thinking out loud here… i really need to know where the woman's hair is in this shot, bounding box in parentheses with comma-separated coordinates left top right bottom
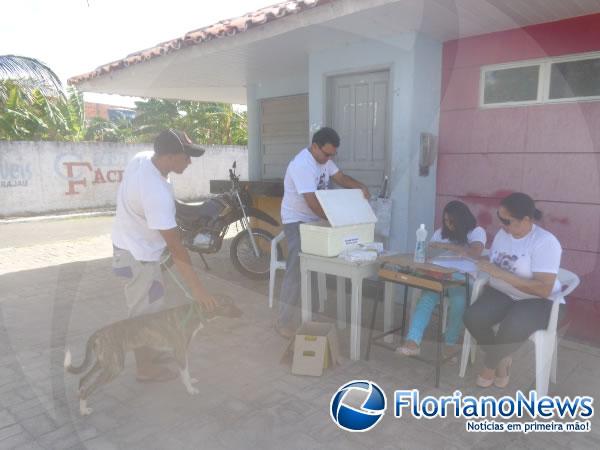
(500, 192, 543, 221)
(441, 200, 477, 245)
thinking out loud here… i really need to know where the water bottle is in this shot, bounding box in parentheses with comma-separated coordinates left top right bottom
(414, 224, 428, 263)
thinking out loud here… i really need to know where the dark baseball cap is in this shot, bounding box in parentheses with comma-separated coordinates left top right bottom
(154, 129, 205, 157)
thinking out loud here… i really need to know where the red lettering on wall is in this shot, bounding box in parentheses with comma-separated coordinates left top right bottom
(64, 162, 123, 194)
(93, 168, 107, 184)
(64, 162, 93, 195)
(106, 170, 123, 183)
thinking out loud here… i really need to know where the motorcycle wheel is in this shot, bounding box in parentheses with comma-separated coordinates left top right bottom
(230, 228, 279, 280)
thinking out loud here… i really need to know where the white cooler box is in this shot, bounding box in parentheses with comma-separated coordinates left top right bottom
(300, 189, 377, 257)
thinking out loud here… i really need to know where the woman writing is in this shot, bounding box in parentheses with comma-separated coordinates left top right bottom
(463, 192, 563, 388)
(398, 201, 486, 357)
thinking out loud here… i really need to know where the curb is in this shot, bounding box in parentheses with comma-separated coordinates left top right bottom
(0, 210, 116, 224)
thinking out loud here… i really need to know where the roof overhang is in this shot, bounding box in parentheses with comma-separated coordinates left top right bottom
(70, 0, 600, 104)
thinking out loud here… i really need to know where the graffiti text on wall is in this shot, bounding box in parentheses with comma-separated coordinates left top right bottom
(55, 152, 127, 195)
(0, 156, 33, 188)
(63, 162, 124, 195)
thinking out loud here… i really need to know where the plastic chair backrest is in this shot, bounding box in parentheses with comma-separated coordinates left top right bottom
(557, 268, 580, 298)
(271, 231, 285, 262)
(469, 273, 489, 305)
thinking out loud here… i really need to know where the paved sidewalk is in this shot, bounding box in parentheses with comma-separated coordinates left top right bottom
(0, 235, 112, 275)
(1, 221, 599, 449)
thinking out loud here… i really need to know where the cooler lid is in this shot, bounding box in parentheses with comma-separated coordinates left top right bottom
(315, 189, 377, 227)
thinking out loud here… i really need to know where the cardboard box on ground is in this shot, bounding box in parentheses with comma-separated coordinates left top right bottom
(281, 321, 341, 376)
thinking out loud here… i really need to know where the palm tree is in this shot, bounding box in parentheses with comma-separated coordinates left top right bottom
(0, 55, 64, 104)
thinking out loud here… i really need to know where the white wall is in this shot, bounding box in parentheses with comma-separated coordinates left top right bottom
(0, 141, 247, 217)
(308, 33, 442, 252)
(405, 36, 442, 250)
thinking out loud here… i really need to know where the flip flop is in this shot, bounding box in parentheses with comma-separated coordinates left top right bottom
(136, 366, 178, 383)
(396, 344, 421, 356)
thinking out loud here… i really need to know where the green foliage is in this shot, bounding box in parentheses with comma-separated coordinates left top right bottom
(132, 98, 248, 145)
(0, 55, 83, 141)
(0, 81, 85, 141)
(0, 55, 63, 104)
(84, 115, 137, 143)
(0, 55, 248, 145)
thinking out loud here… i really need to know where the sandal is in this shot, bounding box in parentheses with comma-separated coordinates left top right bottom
(476, 367, 496, 388)
(396, 341, 421, 356)
(136, 366, 178, 383)
(476, 374, 495, 388)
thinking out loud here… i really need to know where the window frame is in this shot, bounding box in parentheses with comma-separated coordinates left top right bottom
(479, 51, 600, 108)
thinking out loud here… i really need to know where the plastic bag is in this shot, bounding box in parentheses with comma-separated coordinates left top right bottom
(369, 198, 392, 238)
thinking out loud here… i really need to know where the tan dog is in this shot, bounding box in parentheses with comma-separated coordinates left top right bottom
(64, 295, 241, 416)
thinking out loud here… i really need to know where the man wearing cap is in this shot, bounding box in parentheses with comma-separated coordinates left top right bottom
(112, 129, 217, 382)
(275, 127, 370, 338)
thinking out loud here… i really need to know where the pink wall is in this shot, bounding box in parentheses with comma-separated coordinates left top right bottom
(438, 14, 600, 343)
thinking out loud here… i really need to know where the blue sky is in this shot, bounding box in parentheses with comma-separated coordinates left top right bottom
(1, 0, 278, 106)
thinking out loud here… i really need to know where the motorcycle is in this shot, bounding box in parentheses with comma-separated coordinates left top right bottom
(173, 161, 281, 280)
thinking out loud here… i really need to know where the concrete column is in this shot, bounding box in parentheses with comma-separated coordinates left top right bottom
(246, 84, 261, 181)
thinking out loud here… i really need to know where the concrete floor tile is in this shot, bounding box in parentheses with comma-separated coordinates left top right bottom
(0, 432, 36, 450)
(2, 228, 600, 450)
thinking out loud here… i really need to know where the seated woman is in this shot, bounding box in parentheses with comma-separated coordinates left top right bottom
(398, 200, 486, 357)
(463, 192, 563, 388)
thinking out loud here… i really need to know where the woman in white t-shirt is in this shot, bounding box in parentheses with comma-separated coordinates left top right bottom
(463, 193, 563, 389)
(398, 201, 486, 357)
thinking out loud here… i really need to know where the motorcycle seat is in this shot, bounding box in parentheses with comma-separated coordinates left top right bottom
(175, 199, 223, 227)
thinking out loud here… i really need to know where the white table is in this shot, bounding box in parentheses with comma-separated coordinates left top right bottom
(299, 252, 396, 360)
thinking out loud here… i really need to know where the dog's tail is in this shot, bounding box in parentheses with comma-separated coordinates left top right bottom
(64, 339, 94, 374)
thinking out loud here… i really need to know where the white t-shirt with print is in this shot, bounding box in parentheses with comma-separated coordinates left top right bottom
(430, 226, 487, 246)
(281, 148, 339, 224)
(112, 151, 177, 262)
(488, 225, 563, 302)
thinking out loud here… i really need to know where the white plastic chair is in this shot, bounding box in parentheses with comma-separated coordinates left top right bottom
(458, 272, 491, 377)
(459, 268, 580, 397)
(531, 269, 579, 396)
(268, 231, 327, 310)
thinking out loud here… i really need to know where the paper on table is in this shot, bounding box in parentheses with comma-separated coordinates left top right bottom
(430, 256, 478, 274)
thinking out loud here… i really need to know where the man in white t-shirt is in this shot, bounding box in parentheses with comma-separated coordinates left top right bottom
(112, 129, 216, 382)
(276, 127, 370, 338)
